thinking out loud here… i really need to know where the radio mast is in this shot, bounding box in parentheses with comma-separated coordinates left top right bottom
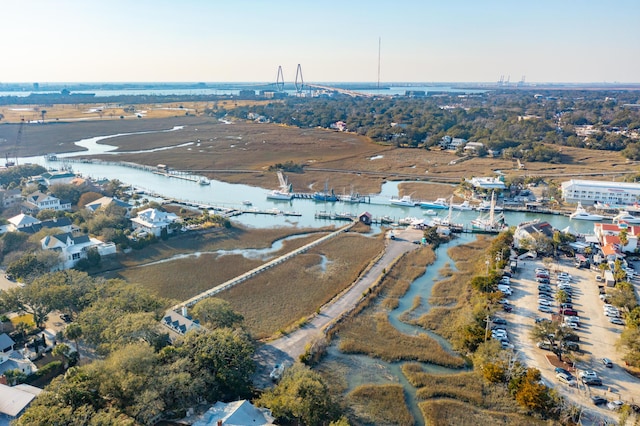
(377, 37, 381, 90)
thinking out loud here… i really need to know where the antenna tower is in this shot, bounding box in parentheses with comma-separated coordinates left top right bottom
(275, 66, 285, 92)
(377, 37, 381, 90)
(294, 64, 304, 94)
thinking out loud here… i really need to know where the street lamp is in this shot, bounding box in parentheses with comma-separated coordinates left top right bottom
(485, 259, 490, 275)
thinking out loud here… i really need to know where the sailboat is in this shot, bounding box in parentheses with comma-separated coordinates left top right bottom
(266, 171, 294, 201)
(432, 196, 464, 231)
(471, 191, 507, 233)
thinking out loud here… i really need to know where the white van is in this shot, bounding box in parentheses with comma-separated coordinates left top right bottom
(497, 285, 512, 295)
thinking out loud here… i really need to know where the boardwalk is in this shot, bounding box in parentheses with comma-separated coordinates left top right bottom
(168, 221, 356, 312)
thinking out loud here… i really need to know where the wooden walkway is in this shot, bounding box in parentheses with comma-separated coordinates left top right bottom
(168, 221, 356, 312)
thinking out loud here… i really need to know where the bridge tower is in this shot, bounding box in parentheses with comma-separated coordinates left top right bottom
(275, 65, 285, 92)
(294, 64, 304, 95)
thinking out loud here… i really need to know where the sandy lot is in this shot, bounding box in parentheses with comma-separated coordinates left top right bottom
(505, 256, 640, 420)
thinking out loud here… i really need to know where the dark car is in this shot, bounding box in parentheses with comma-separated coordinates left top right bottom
(503, 304, 513, 312)
(537, 278, 550, 284)
(502, 271, 512, 278)
(560, 308, 578, 316)
(591, 396, 607, 406)
(602, 358, 613, 368)
(555, 367, 571, 376)
(565, 342, 580, 352)
(565, 334, 580, 342)
(583, 377, 602, 386)
(492, 317, 507, 325)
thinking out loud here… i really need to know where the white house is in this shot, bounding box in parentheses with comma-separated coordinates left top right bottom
(39, 171, 76, 186)
(0, 333, 38, 379)
(0, 383, 42, 422)
(41, 233, 116, 270)
(130, 208, 180, 237)
(22, 191, 71, 213)
(468, 177, 507, 190)
(6, 214, 41, 232)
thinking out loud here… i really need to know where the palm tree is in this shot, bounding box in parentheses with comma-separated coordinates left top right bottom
(40, 109, 47, 123)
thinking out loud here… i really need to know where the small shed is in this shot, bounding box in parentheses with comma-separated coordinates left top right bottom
(358, 212, 372, 226)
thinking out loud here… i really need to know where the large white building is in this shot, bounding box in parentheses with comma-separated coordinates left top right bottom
(561, 179, 640, 206)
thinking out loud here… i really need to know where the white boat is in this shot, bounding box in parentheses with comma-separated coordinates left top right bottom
(450, 200, 473, 211)
(419, 197, 449, 209)
(390, 195, 417, 207)
(476, 200, 503, 212)
(267, 189, 293, 201)
(242, 200, 252, 206)
(570, 203, 604, 221)
(612, 210, 640, 224)
(423, 209, 437, 216)
(267, 171, 294, 201)
(199, 177, 211, 185)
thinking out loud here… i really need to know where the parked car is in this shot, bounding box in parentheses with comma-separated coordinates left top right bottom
(535, 317, 551, 324)
(591, 396, 607, 406)
(536, 341, 555, 351)
(492, 317, 507, 325)
(602, 358, 613, 368)
(554, 367, 571, 376)
(538, 305, 553, 313)
(564, 342, 580, 352)
(583, 377, 602, 386)
(560, 308, 578, 316)
(556, 372, 577, 386)
(503, 304, 513, 312)
(609, 317, 625, 326)
(607, 400, 624, 411)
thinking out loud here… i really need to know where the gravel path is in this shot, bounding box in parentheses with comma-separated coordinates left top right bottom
(252, 228, 422, 388)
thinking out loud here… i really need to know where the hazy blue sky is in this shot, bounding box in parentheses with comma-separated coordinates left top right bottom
(2, 0, 639, 83)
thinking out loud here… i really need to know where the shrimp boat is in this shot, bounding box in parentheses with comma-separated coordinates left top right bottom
(313, 180, 338, 202)
(338, 186, 367, 203)
(266, 171, 294, 201)
(471, 191, 508, 233)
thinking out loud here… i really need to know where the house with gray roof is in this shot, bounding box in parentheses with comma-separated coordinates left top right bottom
(191, 400, 274, 426)
(131, 208, 180, 237)
(85, 196, 133, 217)
(22, 191, 71, 214)
(0, 383, 42, 422)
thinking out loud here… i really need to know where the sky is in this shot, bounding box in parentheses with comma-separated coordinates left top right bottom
(1, 0, 639, 84)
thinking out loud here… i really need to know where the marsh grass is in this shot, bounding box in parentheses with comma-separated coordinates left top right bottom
(419, 399, 546, 426)
(380, 247, 436, 310)
(216, 233, 385, 339)
(347, 384, 414, 426)
(338, 312, 464, 368)
(402, 363, 484, 406)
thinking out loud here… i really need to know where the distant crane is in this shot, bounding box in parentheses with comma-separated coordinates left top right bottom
(294, 64, 304, 95)
(275, 65, 285, 92)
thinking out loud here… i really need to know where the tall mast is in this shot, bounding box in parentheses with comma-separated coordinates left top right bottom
(377, 37, 381, 90)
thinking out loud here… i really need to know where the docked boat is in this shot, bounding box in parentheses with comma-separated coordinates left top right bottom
(612, 210, 640, 224)
(390, 195, 417, 207)
(313, 180, 339, 202)
(423, 209, 437, 216)
(267, 171, 294, 201)
(267, 189, 293, 201)
(199, 177, 211, 185)
(451, 200, 473, 211)
(242, 200, 252, 206)
(569, 203, 604, 221)
(476, 200, 503, 212)
(471, 191, 508, 233)
(338, 186, 367, 203)
(420, 197, 449, 209)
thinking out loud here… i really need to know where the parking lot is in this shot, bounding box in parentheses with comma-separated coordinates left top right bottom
(498, 256, 640, 417)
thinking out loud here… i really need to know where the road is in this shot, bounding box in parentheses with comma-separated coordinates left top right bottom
(506, 257, 640, 422)
(252, 228, 422, 388)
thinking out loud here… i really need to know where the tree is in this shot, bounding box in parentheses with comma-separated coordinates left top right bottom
(257, 363, 342, 426)
(65, 323, 83, 363)
(78, 191, 104, 207)
(530, 320, 572, 361)
(191, 298, 244, 329)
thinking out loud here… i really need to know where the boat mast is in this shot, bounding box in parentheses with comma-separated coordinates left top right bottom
(489, 191, 495, 226)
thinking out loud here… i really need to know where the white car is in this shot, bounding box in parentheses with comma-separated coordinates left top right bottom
(538, 299, 553, 306)
(607, 400, 624, 411)
(579, 370, 598, 380)
(558, 272, 572, 280)
(563, 322, 579, 330)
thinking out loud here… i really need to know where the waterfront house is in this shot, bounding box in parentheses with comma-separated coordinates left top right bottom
(162, 309, 200, 338)
(594, 223, 639, 253)
(41, 233, 116, 270)
(561, 179, 640, 206)
(22, 191, 71, 214)
(130, 208, 180, 237)
(39, 171, 76, 186)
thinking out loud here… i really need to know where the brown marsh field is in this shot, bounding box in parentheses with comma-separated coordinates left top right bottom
(1, 115, 636, 197)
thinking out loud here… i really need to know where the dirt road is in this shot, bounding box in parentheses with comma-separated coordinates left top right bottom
(252, 228, 422, 388)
